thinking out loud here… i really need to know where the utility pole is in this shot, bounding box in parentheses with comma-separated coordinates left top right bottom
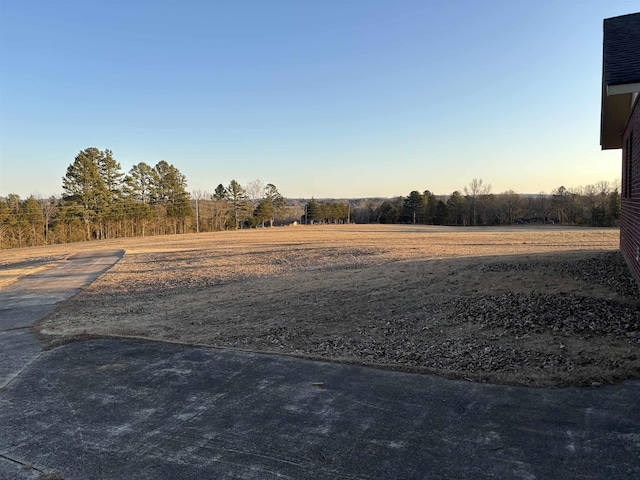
(195, 197, 199, 233)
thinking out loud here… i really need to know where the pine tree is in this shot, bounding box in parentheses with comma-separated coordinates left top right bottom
(62, 148, 111, 240)
(153, 161, 192, 233)
(257, 184, 286, 226)
(306, 198, 321, 223)
(226, 180, 250, 229)
(124, 162, 155, 236)
(213, 184, 227, 200)
(99, 149, 124, 202)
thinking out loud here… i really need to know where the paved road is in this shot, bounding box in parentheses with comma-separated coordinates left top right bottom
(0, 249, 639, 479)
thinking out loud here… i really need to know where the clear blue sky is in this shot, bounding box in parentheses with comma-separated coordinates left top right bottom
(0, 0, 637, 199)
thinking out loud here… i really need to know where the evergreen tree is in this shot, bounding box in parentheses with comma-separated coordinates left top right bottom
(254, 198, 274, 226)
(126, 162, 155, 204)
(213, 184, 227, 200)
(447, 191, 466, 226)
(306, 198, 321, 223)
(434, 200, 448, 225)
(402, 191, 424, 224)
(153, 160, 192, 233)
(225, 180, 250, 229)
(62, 148, 111, 240)
(257, 183, 286, 226)
(422, 190, 437, 224)
(376, 200, 400, 224)
(99, 149, 124, 201)
(609, 190, 621, 225)
(124, 162, 155, 236)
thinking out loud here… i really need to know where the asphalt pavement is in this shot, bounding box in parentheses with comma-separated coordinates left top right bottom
(0, 249, 639, 479)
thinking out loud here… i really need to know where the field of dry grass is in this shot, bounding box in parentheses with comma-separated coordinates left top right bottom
(3, 224, 638, 387)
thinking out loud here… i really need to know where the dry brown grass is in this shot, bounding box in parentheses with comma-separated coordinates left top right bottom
(4, 224, 638, 387)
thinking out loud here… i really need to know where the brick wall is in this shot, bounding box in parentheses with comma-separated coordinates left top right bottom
(621, 95, 640, 287)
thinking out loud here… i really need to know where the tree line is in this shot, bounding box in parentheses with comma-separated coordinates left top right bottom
(0, 148, 621, 249)
(348, 178, 620, 227)
(0, 148, 295, 248)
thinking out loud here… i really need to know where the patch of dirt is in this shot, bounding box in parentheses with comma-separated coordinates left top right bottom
(25, 225, 640, 387)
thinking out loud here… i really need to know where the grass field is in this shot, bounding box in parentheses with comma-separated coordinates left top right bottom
(3, 224, 638, 387)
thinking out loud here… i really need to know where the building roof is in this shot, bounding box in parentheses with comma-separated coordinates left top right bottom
(601, 12, 640, 150)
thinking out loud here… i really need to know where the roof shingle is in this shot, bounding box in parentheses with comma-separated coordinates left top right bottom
(603, 12, 640, 87)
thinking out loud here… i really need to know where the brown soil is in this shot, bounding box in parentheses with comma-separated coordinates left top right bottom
(5, 225, 638, 387)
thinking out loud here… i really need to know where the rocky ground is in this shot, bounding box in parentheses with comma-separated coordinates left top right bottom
(9, 225, 637, 388)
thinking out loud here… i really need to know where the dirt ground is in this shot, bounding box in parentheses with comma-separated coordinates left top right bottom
(3, 225, 639, 387)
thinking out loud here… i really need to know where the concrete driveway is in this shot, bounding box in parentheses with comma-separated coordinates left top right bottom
(0, 250, 125, 388)
(0, 250, 126, 331)
(0, 250, 639, 479)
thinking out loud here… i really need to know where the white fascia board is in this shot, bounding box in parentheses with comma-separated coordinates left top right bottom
(607, 82, 640, 96)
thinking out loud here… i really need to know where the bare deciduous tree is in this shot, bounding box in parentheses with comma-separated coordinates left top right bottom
(245, 179, 265, 206)
(498, 190, 522, 225)
(464, 178, 491, 226)
(192, 189, 205, 233)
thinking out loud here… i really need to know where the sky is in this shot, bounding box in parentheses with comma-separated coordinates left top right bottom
(0, 0, 637, 200)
